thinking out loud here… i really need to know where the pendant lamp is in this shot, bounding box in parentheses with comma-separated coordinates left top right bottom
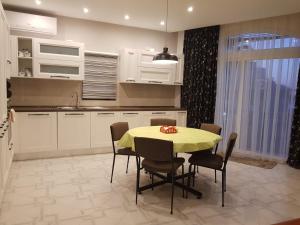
(153, 0, 178, 64)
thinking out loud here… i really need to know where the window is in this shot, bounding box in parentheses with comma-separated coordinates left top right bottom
(82, 52, 118, 100)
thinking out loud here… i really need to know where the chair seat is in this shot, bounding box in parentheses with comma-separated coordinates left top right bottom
(142, 157, 185, 173)
(188, 154, 223, 170)
(117, 147, 135, 156)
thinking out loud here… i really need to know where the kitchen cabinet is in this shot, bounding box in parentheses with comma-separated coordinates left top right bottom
(174, 54, 184, 85)
(17, 112, 57, 153)
(119, 48, 139, 83)
(176, 111, 187, 127)
(120, 111, 145, 128)
(119, 48, 182, 85)
(58, 112, 90, 150)
(91, 111, 120, 149)
(143, 111, 176, 126)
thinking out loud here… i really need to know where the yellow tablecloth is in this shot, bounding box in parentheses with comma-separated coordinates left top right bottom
(118, 126, 222, 153)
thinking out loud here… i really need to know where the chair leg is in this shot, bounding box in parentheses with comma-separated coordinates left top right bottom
(171, 172, 175, 214)
(222, 170, 225, 207)
(186, 164, 192, 199)
(151, 173, 154, 191)
(182, 165, 184, 197)
(197, 166, 199, 173)
(110, 154, 116, 183)
(126, 155, 130, 174)
(215, 170, 217, 183)
(136, 160, 140, 205)
(192, 165, 196, 187)
(224, 169, 227, 192)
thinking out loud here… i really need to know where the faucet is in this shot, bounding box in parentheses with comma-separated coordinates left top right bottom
(72, 92, 80, 108)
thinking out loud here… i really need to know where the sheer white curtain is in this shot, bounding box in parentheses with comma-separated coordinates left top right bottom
(215, 13, 300, 160)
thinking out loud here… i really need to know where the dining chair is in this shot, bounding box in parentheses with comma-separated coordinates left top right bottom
(187, 132, 237, 207)
(134, 137, 185, 214)
(110, 122, 135, 183)
(150, 118, 176, 126)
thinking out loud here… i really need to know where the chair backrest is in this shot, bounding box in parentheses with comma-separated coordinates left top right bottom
(110, 122, 129, 141)
(134, 137, 173, 162)
(200, 123, 222, 135)
(223, 132, 238, 168)
(150, 118, 176, 126)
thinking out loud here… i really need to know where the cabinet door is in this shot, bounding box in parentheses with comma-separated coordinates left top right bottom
(119, 49, 138, 83)
(144, 111, 176, 126)
(58, 112, 90, 150)
(177, 111, 187, 127)
(120, 112, 144, 129)
(34, 58, 84, 80)
(17, 112, 57, 153)
(174, 54, 184, 85)
(138, 50, 174, 69)
(138, 67, 173, 85)
(33, 38, 84, 61)
(91, 112, 119, 149)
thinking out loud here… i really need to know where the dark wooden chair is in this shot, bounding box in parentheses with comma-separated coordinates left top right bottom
(134, 137, 185, 214)
(188, 132, 237, 207)
(110, 122, 135, 183)
(150, 118, 176, 126)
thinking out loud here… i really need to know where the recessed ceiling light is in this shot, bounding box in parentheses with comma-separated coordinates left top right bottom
(124, 14, 130, 20)
(160, 20, 165, 26)
(35, 0, 42, 5)
(83, 7, 89, 13)
(187, 6, 194, 12)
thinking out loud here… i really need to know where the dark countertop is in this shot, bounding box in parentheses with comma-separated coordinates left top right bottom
(12, 106, 186, 112)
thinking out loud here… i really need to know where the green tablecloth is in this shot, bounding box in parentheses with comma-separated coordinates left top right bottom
(118, 126, 222, 153)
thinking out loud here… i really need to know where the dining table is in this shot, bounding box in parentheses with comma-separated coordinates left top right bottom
(118, 126, 222, 198)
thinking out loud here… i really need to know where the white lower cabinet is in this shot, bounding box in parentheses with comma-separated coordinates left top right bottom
(143, 111, 176, 126)
(91, 111, 120, 149)
(120, 111, 145, 128)
(177, 111, 187, 127)
(17, 112, 57, 153)
(58, 112, 90, 150)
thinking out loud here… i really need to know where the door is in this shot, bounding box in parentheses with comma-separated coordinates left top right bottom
(58, 112, 90, 150)
(91, 111, 120, 149)
(17, 112, 57, 153)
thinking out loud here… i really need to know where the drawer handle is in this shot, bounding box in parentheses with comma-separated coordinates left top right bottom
(148, 81, 162, 84)
(152, 112, 166, 115)
(65, 113, 84, 116)
(28, 113, 50, 116)
(126, 79, 136, 82)
(123, 113, 139, 115)
(97, 113, 115, 115)
(174, 82, 182, 85)
(50, 75, 70, 79)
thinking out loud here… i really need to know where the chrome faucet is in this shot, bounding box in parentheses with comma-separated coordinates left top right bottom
(72, 92, 80, 108)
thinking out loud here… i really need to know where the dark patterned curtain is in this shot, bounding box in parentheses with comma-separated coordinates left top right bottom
(287, 68, 300, 169)
(181, 26, 220, 128)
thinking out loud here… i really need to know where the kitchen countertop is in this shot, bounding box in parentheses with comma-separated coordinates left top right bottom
(12, 106, 186, 112)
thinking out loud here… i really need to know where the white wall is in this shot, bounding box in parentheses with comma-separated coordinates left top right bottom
(10, 15, 180, 107)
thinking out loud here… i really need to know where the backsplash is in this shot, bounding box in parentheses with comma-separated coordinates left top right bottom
(10, 78, 177, 107)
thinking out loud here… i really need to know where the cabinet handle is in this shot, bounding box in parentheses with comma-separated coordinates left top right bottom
(28, 113, 50, 116)
(50, 75, 70, 79)
(152, 112, 166, 115)
(7, 59, 12, 64)
(97, 112, 115, 115)
(65, 113, 85, 116)
(123, 113, 139, 115)
(148, 81, 162, 84)
(174, 82, 182, 85)
(126, 79, 136, 82)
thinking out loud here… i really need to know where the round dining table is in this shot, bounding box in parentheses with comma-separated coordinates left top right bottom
(118, 126, 222, 153)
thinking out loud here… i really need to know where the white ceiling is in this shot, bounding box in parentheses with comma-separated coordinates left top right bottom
(3, 0, 300, 32)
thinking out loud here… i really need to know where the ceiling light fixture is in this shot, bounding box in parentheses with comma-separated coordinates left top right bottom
(160, 20, 165, 26)
(83, 7, 89, 13)
(35, 0, 42, 5)
(187, 6, 194, 12)
(124, 14, 130, 20)
(153, 0, 178, 65)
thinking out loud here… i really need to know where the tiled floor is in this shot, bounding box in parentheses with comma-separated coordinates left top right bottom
(1, 153, 300, 225)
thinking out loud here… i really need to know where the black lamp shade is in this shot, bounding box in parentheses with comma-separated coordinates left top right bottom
(153, 47, 178, 64)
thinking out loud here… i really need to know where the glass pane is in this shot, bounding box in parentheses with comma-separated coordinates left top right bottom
(40, 65, 79, 75)
(40, 44, 79, 56)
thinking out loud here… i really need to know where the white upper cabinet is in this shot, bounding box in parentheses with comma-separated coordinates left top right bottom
(119, 48, 183, 85)
(174, 54, 184, 85)
(119, 48, 138, 83)
(5, 11, 57, 36)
